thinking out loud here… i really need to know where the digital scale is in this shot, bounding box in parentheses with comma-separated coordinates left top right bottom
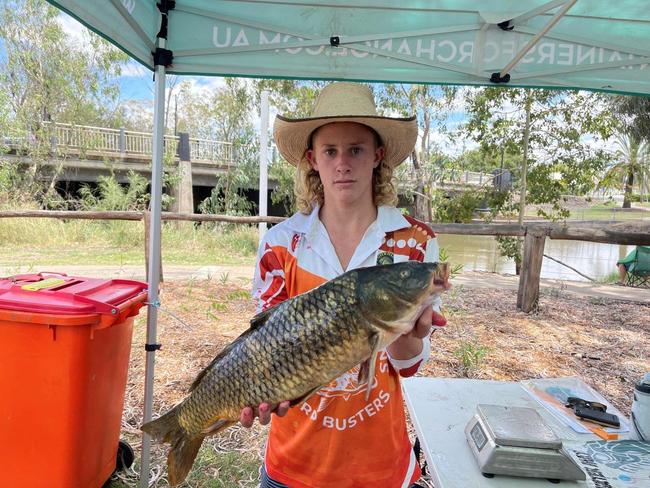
(465, 404, 586, 482)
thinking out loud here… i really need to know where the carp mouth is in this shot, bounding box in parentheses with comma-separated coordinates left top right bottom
(429, 262, 451, 293)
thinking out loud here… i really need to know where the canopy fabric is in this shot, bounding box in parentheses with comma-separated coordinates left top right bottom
(48, 0, 650, 96)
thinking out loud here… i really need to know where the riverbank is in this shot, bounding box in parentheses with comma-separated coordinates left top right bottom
(107, 273, 649, 487)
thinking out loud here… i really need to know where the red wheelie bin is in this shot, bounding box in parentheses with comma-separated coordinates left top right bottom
(0, 272, 148, 488)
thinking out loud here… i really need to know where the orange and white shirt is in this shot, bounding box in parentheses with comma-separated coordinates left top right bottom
(252, 205, 440, 488)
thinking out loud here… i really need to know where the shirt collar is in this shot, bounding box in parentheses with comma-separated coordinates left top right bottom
(376, 205, 411, 233)
(283, 204, 321, 235)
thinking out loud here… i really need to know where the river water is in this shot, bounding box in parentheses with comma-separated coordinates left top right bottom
(437, 234, 633, 282)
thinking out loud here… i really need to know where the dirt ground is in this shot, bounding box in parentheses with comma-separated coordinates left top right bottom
(111, 277, 650, 487)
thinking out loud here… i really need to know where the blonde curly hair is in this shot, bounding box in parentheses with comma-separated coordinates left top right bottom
(294, 155, 398, 214)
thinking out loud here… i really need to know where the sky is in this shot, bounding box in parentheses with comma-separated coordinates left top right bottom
(58, 12, 155, 102)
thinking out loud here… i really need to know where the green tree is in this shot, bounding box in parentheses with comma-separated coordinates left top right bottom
(611, 95, 650, 141)
(173, 78, 260, 215)
(598, 134, 649, 208)
(78, 171, 151, 211)
(0, 0, 128, 207)
(376, 84, 459, 221)
(463, 87, 615, 272)
(464, 88, 615, 219)
(455, 147, 519, 175)
(0, 0, 127, 129)
(252, 79, 324, 215)
(253, 79, 324, 118)
(269, 159, 297, 215)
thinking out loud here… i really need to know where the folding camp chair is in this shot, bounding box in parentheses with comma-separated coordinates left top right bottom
(625, 246, 650, 288)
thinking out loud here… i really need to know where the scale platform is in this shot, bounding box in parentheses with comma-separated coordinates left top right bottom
(465, 404, 586, 481)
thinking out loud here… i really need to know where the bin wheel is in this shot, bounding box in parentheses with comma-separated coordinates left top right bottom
(116, 440, 134, 471)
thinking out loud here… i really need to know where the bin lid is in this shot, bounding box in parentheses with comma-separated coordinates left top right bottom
(0, 272, 148, 316)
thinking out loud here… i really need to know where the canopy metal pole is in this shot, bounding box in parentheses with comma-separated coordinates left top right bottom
(258, 90, 269, 239)
(140, 38, 167, 488)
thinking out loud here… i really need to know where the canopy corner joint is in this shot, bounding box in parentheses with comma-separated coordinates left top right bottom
(490, 72, 511, 84)
(157, 0, 175, 14)
(498, 20, 514, 31)
(153, 48, 174, 68)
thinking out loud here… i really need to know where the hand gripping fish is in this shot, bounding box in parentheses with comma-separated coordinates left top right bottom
(141, 260, 450, 485)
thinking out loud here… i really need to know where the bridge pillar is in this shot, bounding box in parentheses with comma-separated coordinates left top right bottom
(119, 127, 126, 159)
(170, 132, 193, 214)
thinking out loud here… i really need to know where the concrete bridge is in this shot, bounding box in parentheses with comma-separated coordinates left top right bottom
(2, 122, 242, 213)
(2, 122, 501, 213)
(2, 122, 235, 186)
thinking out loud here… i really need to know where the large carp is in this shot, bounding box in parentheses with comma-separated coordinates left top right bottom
(142, 260, 449, 485)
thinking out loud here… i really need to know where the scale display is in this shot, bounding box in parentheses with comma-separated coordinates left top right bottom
(470, 422, 488, 451)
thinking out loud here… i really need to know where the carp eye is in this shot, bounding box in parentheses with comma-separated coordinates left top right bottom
(400, 270, 410, 279)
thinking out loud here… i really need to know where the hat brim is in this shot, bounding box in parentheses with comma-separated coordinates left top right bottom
(273, 115, 417, 167)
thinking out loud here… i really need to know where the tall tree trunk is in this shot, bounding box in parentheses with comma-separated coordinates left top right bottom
(411, 149, 429, 222)
(622, 168, 634, 208)
(516, 95, 533, 275)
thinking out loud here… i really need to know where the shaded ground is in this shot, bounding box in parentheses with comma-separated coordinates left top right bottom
(109, 277, 649, 487)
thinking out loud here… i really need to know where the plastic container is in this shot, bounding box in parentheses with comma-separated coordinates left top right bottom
(0, 272, 148, 488)
(631, 373, 650, 441)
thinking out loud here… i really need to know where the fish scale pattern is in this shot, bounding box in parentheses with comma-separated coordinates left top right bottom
(178, 270, 374, 435)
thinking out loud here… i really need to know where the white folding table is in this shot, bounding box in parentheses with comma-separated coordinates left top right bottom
(402, 377, 639, 488)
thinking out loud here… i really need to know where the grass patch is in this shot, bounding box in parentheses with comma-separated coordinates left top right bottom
(105, 446, 261, 488)
(568, 207, 647, 221)
(0, 219, 259, 267)
(184, 448, 261, 487)
(598, 271, 621, 284)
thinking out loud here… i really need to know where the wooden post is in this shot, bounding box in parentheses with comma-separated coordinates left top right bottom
(517, 229, 546, 312)
(143, 212, 163, 284)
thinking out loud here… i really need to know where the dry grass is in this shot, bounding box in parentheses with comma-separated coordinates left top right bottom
(109, 278, 650, 487)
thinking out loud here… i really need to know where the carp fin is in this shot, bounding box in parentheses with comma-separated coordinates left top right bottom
(141, 407, 205, 486)
(362, 332, 381, 401)
(249, 308, 272, 329)
(168, 434, 204, 486)
(202, 419, 235, 436)
(249, 300, 284, 329)
(357, 360, 369, 386)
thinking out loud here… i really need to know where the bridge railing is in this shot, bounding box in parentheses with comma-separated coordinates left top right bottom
(4, 122, 235, 164)
(189, 137, 233, 164)
(399, 169, 497, 189)
(442, 170, 495, 186)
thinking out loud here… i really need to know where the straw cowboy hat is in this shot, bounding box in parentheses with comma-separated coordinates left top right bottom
(273, 82, 417, 168)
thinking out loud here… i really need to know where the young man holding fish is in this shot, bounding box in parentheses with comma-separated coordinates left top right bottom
(247, 82, 447, 488)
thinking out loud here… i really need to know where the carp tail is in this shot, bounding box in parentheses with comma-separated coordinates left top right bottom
(141, 407, 206, 486)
